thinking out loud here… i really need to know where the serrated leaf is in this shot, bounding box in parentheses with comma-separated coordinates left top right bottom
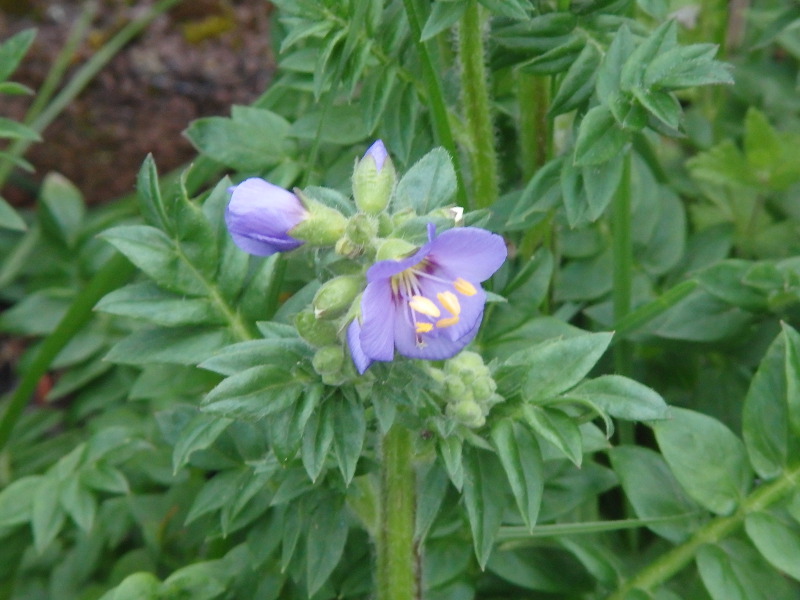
(522, 405, 582, 466)
(394, 148, 457, 214)
(653, 407, 752, 515)
(203, 365, 304, 421)
(332, 394, 365, 486)
(549, 43, 601, 117)
(574, 105, 629, 166)
(462, 449, 507, 568)
(172, 413, 233, 473)
(491, 420, 543, 530)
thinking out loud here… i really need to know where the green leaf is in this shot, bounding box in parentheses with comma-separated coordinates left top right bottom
(549, 43, 601, 117)
(171, 413, 233, 473)
(519, 35, 584, 75)
(0, 28, 36, 81)
(289, 104, 369, 145)
(0, 81, 33, 95)
(136, 155, 168, 231)
(269, 386, 321, 464)
(653, 407, 752, 515)
(162, 560, 229, 600)
(0, 195, 26, 231)
(38, 173, 85, 248)
(745, 511, 800, 581)
(620, 20, 677, 91)
(438, 435, 464, 490)
(695, 260, 767, 311)
(743, 108, 800, 190)
(394, 147, 457, 214)
(487, 546, 592, 592)
(597, 25, 635, 105)
(59, 477, 96, 532)
(32, 474, 66, 553)
(500, 331, 613, 400)
(421, 1, 467, 41)
(609, 446, 702, 542)
(478, 0, 528, 19)
(582, 153, 624, 220)
(462, 448, 507, 568)
(0, 117, 40, 142)
(98, 573, 160, 600)
(743, 330, 791, 478)
(203, 366, 304, 421)
(96, 282, 225, 326)
(697, 539, 795, 600)
(332, 394, 365, 486)
(491, 420, 544, 530)
(633, 88, 681, 129)
(302, 402, 335, 482)
(106, 327, 233, 366)
(522, 405, 582, 466)
(644, 44, 733, 89)
(185, 106, 292, 171)
(200, 338, 309, 377)
(493, 13, 576, 51)
(186, 469, 245, 524)
(781, 322, 800, 439)
(306, 497, 349, 596)
(415, 464, 449, 544)
(687, 139, 756, 188)
(80, 464, 129, 494)
(0, 476, 41, 527)
(566, 375, 668, 421)
(574, 105, 629, 166)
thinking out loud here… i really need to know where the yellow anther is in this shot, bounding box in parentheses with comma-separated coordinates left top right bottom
(454, 278, 477, 296)
(415, 322, 434, 333)
(436, 316, 460, 329)
(409, 295, 441, 318)
(437, 291, 461, 317)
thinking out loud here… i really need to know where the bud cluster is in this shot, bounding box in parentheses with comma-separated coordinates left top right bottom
(438, 352, 503, 428)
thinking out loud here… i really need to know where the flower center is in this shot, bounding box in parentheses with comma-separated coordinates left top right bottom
(390, 261, 478, 347)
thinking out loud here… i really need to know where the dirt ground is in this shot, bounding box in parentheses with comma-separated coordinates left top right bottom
(1, 0, 275, 206)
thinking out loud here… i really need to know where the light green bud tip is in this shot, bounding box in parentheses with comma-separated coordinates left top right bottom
(353, 140, 396, 215)
(345, 214, 378, 247)
(289, 192, 347, 246)
(313, 274, 364, 320)
(447, 400, 485, 428)
(295, 310, 339, 347)
(312, 345, 344, 375)
(376, 238, 417, 261)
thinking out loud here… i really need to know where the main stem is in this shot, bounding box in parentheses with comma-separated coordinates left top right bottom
(458, 0, 499, 209)
(378, 425, 418, 600)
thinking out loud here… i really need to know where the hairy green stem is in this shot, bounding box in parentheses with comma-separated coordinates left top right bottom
(458, 0, 499, 209)
(608, 463, 800, 599)
(0, 253, 135, 451)
(400, 0, 467, 207)
(0, 0, 183, 189)
(378, 425, 418, 600)
(518, 74, 550, 180)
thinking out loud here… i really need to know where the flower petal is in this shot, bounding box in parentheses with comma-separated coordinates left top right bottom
(358, 278, 396, 362)
(364, 139, 388, 171)
(366, 243, 432, 282)
(428, 228, 507, 282)
(394, 307, 483, 360)
(347, 320, 373, 374)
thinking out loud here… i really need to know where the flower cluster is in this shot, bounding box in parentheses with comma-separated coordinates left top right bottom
(224, 141, 507, 376)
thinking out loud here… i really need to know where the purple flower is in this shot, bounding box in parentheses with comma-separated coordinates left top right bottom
(347, 224, 507, 373)
(225, 178, 309, 256)
(364, 139, 388, 171)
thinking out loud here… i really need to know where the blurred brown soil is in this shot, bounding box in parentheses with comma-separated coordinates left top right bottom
(0, 0, 275, 206)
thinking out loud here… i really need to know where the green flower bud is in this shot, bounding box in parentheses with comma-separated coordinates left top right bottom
(335, 236, 362, 258)
(446, 351, 485, 374)
(353, 140, 396, 214)
(345, 214, 378, 247)
(472, 377, 497, 402)
(376, 238, 417, 261)
(313, 274, 364, 320)
(445, 376, 468, 399)
(290, 191, 348, 246)
(295, 310, 339, 347)
(312, 345, 345, 375)
(447, 400, 485, 428)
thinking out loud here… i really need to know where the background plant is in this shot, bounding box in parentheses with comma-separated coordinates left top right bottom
(1, 1, 800, 600)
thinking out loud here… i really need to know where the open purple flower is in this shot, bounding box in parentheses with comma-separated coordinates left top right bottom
(347, 224, 507, 373)
(225, 178, 309, 256)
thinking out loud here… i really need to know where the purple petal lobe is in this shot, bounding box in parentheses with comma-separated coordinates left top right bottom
(358, 278, 396, 361)
(428, 228, 507, 282)
(347, 320, 373, 374)
(364, 140, 388, 171)
(367, 243, 431, 282)
(225, 178, 308, 256)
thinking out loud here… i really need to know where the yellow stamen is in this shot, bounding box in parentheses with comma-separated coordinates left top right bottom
(454, 278, 477, 296)
(436, 316, 460, 329)
(409, 295, 441, 318)
(415, 322, 434, 333)
(437, 291, 461, 317)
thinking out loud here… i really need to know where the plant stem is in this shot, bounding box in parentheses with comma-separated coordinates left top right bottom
(608, 463, 800, 599)
(458, 0, 499, 209)
(378, 424, 418, 600)
(0, 253, 135, 452)
(400, 0, 467, 208)
(518, 74, 550, 180)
